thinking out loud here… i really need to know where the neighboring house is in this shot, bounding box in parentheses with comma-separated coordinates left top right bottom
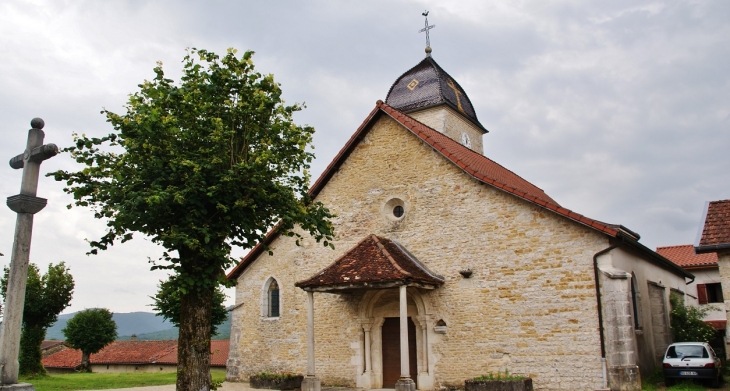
(42, 340, 229, 373)
(225, 53, 693, 391)
(656, 245, 725, 353)
(695, 199, 730, 359)
(656, 245, 723, 321)
(41, 340, 66, 358)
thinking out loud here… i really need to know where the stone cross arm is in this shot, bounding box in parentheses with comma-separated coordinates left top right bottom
(9, 143, 59, 169)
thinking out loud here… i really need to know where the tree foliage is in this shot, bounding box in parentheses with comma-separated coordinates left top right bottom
(51, 48, 335, 391)
(62, 308, 117, 372)
(669, 294, 717, 343)
(150, 275, 228, 335)
(1, 262, 74, 376)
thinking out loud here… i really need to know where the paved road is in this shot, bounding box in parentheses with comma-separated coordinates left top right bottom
(90, 382, 255, 391)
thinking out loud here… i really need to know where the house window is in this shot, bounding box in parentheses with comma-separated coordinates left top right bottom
(697, 283, 724, 304)
(267, 279, 280, 317)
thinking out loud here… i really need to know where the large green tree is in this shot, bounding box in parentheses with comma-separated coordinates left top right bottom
(52, 48, 334, 391)
(1, 262, 74, 376)
(150, 275, 228, 336)
(62, 308, 117, 372)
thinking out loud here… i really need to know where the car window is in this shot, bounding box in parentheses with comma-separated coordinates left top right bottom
(666, 345, 708, 359)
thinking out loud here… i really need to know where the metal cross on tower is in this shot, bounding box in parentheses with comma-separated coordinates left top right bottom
(419, 10, 435, 56)
(0, 118, 58, 387)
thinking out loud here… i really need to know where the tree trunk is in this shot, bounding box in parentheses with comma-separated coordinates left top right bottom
(19, 325, 47, 376)
(177, 282, 214, 391)
(79, 351, 91, 372)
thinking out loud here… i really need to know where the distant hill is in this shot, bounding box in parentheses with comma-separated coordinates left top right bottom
(47, 311, 231, 341)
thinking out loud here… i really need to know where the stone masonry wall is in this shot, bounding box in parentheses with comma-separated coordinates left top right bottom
(228, 115, 610, 390)
(409, 107, 484, 155)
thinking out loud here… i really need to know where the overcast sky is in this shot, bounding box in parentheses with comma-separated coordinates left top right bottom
(1, 1, 728, 315)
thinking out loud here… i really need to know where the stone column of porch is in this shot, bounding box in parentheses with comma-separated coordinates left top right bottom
(357, 319, 374, 389)
(395, 285, 415, 391)
(301, 291, 321, 391)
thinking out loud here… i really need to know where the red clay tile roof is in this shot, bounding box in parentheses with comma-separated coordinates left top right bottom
(41, 340, 65, 350)
(228, 101, 623, 280)
(295, 235, 444, 291)
(656, 244, 718, 269)
(42, 340, 177, 368)
(42, 340, 229, 368)
(155, 339, 229, 367)
(697, 200, 730, 253)
(42, 346, 80, 369)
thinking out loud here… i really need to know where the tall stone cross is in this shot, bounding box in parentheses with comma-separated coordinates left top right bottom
(0, 118, 58, 386)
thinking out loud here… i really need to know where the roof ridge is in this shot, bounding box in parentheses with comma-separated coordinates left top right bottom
(395, 109, 548, 195)
(656, 244, 693, 250)
(389, 239, 444, 282)
(294, 235, 375, 286)
(372, 235, 412, 277)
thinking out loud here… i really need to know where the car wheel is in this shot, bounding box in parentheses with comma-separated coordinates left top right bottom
(665, 378, 674, 387)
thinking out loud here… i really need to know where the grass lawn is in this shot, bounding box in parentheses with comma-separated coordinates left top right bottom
(20, 369, 227, 391)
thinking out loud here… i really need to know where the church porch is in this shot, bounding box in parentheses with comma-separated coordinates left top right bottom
(295, 235, 444, 391)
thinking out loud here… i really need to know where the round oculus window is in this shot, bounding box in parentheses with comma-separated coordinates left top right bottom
(393, 205, 404, 218)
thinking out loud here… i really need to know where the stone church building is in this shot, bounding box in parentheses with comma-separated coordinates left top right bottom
(225, 53, 693, 391)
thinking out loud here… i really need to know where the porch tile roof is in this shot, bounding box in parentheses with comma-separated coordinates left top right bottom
(295, 234, 444, 291)
(697, 200, 730, 253)
(656, 244, 718, 269)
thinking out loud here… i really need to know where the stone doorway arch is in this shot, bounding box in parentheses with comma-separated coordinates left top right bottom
(357, 289, 434, 390)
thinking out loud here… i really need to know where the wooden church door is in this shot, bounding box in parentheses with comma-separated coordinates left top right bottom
(382, 317, 417, 388)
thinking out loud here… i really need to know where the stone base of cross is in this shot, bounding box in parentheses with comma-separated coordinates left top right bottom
(0, 118, 57, 388)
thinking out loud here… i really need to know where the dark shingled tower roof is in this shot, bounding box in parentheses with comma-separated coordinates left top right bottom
(385, 56, 487, 133)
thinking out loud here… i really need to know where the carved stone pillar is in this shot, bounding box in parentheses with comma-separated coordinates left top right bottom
(395, 285, 415, 391)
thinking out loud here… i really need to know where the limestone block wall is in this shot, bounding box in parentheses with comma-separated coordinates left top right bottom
(609, 246, 689, 374)
(228, 115, 610, 390)
(409, 107, 484, 155)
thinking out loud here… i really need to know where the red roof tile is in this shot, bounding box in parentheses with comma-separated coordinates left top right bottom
(656, 244, 718, 269)
(41, 340, 65, 350)
(42, 340, 229, 368)
(697, 200, 730, 252)
(296, 235, 444, 291)
(156, 340, 229, 367)
(228, 101, 622, 280)
(42, 346, 80, 369)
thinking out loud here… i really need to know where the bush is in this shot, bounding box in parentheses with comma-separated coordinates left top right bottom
(669, 295, 716, 343)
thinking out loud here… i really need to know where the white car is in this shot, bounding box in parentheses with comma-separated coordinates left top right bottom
(663, 342, 723, 387)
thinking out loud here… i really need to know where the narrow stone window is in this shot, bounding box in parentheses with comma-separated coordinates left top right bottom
(268, 280, 280, 317)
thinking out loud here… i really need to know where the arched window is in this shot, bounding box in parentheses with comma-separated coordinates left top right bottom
(264, 278, 280, 318)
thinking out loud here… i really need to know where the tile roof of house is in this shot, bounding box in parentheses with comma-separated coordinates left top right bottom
(696, 200, 730, 253)
(42, 340, 229, 368)
(41, 340, 65, 350)
(656, 244, 718, 269)
(155, 339, 229, 367)
(295, 235, 444, 291)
